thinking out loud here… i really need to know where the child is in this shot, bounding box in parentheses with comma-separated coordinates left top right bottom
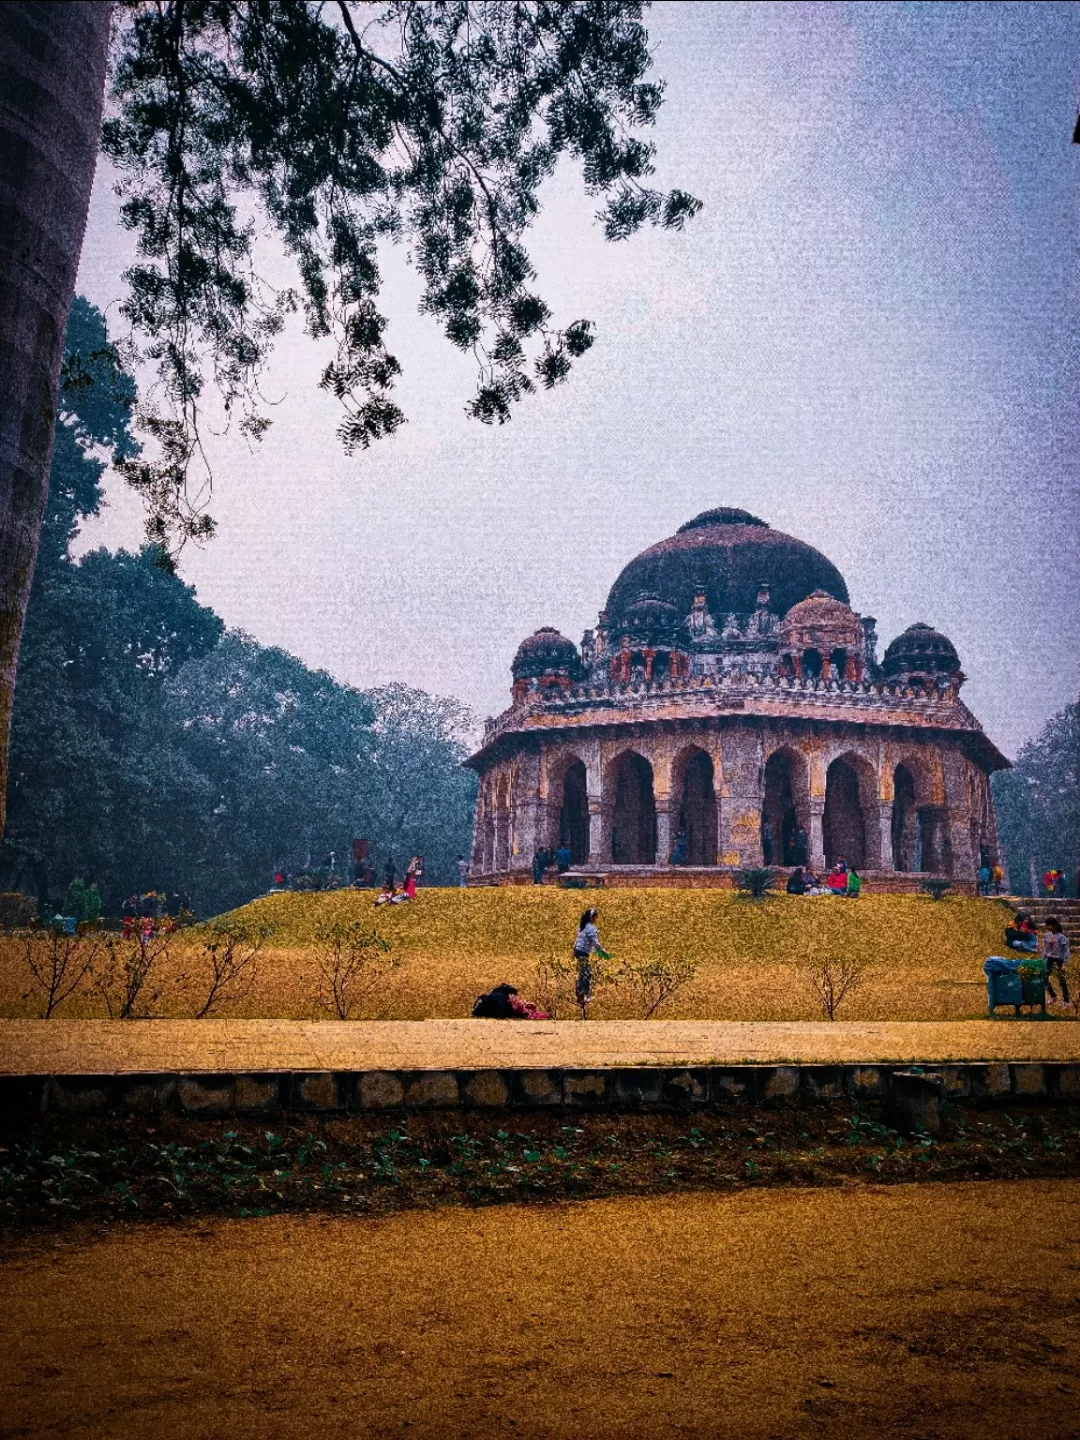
(845, 868, 863, 898)
(573, 907, 612, 1018)
(1043, 917, 1071, 1006)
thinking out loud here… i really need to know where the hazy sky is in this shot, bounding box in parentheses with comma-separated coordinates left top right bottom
(74, 1, 1080, 759)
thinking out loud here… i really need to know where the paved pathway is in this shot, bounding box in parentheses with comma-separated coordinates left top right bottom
(2, 1018, 1080, 1075)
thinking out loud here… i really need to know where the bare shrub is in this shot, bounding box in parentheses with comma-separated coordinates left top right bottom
(186, 921, 274, 1018)
(611, 954, 699, 1018)
(22, 926, 107, 1018)
(92, 929, 177, 1019)
(801, 952, 863, 1020)
(315, 922, 396, 1019)
(533, 956, 575, 1019)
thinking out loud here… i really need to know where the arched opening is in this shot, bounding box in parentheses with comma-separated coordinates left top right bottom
(762, 750, 808, 867)
(558, 760, 589, 866)
(803, 648, 823, 680)
(830, 648, 848, 680)
(917, 806, 952, 876)
(823, 758, 866, 869)
(676, 750, 717, 865)
(611, 752, 657, 865)
(891, 765, 918, 871)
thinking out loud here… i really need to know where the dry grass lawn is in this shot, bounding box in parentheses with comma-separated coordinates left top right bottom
(0, 888, 1031, 1023)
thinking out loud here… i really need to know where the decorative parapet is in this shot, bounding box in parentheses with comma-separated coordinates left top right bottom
(479, 670, 981, 748)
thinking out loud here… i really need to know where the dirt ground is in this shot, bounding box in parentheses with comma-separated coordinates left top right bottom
(2, 1180, 1079, 1440)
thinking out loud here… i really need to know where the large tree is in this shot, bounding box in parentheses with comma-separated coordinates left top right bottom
(0, 0, 695, 838)
(992, 701, 1080, 897)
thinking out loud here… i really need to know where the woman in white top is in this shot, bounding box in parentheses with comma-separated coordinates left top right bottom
(1042, 918, 1071, 1006)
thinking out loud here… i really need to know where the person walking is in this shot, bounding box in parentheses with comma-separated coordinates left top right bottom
(573, 907, 612, 1018)
(383, 856, 396, 894)
(991, 863, 1005, 896)
(977, 863, 991, 897)
(457, 855, 470, 887)
(532, 847, 547, 885)
(1043, 917, 1072, 1007)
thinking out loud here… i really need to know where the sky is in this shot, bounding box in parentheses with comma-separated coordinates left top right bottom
(73, 0, 1080, 760)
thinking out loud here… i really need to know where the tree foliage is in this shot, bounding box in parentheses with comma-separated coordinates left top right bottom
(993, 702, 1080, 895)
(102, 0, 699, 547)
(0, 298, 478, 917)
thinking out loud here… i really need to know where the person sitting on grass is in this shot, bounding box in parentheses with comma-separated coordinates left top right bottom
(845, 868, 863, 898)
(826, 862, 848, 895)
(786, 866, 807, 895)
(1042, 918, 1072, 1007)
(573, 907, 613, 1019)
(472, 983, 550, 1020)
(1005, 912, 1039, 953)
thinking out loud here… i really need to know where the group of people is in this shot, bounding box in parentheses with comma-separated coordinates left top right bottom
(472, 906, 613, 1021)
(531, 846, 573, 884)
(976, 863, 1007, 896)
(121, 889, 191, 938)
(375, 855, 424, 907)
(1005, 912, 1072, 1006)
(785, 861, 863, 898)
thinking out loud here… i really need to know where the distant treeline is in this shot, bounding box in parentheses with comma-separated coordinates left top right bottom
(0, 300, 477, 918)
(992, 700, 1079, 897)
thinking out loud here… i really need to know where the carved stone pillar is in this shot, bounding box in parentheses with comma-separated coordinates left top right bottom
(588, 799, 611, 867)
(876, 801, 894, 870)
(808, 797, 826, 872)
(655, 797, 673, 868)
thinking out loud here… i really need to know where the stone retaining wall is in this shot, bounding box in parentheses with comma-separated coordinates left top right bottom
(3, 1061, 1079, 1120)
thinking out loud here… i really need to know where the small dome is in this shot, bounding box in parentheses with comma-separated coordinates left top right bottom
(781, 590, 853, 626)
(882, 623, 960, 678)
(779, 590, 863, 648)
(617, 592, 681, 645)
(512, 627, 578, 680)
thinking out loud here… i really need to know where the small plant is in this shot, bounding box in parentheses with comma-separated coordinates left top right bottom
(0, 892, 37, 930)
(611, 954, 699, 1019)
(22, 927, 107, 1017)
(738, 867, 777, 898)
(188, 920, 274, 1018)
(921, 877, 952, 901)
(91, 928, 177, 1019)
(63, 878, 102, 925)
(801, 952, 863, 1020)
(314, 921, 397, 1019)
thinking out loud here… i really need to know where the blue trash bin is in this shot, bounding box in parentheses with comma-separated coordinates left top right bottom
(985, 955, 1024, 1014)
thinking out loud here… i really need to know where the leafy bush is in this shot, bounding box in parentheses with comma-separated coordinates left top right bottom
(738, 867, 777, 898)
(921, 877, 953, 901)
(0, 893, 36, 930)
(64, 878, 101, 924)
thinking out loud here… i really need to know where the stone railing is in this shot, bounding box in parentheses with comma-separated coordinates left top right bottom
(480, 670, 976, 746)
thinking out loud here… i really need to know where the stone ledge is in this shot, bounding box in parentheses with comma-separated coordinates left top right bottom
(6, 1063, 1080, 1118)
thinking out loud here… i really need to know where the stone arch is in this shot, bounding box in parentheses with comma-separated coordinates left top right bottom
(558, 759, 590, 866)
(823, 751, 876, 870)
(891, 763, 919, 871)
(890, 750, 948, 875)
(762, 745, 810, 867)
(803, 648, 823, 680)
(671, 745, 717, 866)
(608, 749, 657, 865)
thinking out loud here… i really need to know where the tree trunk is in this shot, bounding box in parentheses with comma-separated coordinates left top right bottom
(0, 1, 112, 838)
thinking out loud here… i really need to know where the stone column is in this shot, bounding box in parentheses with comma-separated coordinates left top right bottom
(808, 797, 826, 871)
(587, 799, 611, 867)
(876, 801, 894, 871)
(716, 727, 764, 868)
(940, 749, 975, 882)
(655, 797, 673, 867)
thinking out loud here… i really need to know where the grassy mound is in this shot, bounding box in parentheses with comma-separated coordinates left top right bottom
(0, 888, 1017, 1021)
(207, 886, 1011, 1022)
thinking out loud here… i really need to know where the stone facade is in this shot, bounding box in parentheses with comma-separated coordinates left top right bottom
(466, 509, 1008, 888)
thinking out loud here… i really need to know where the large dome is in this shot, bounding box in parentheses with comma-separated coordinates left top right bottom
(603, 510, 850, 627)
